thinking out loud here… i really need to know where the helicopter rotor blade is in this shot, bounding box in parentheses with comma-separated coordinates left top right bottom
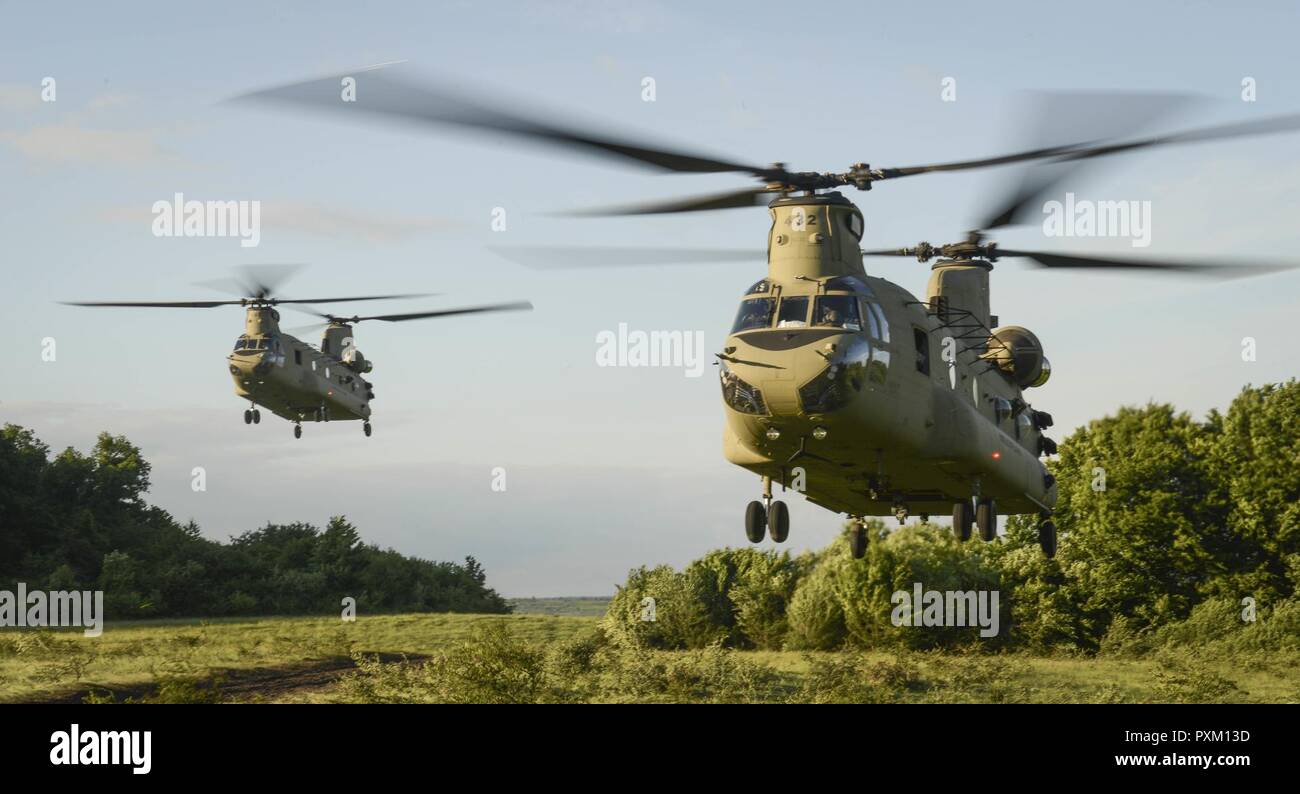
(557, 187, 777, 217)
(489, 245, 762, 269)
(230, 66, 769, 177)
(859, 248, 917, 257)
(875, 110, 1300, 184)
(235, 264, 306, 299)
(63, 299, 246, 308)
(271, 292, 437, 305)
(979, 92, 1199, 230)
(995, 248, 1298, 279)
(304, 301, 534, 324)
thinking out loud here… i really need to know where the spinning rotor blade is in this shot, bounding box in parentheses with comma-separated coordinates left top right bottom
(489, 245, 761, 269)
(65, 293, 436, 308)
(270, 293, 436, 305)
(63, 299, 245, 308)
(308, 301, 534, 323)
(559, 187, 776, 217)
(875, 110, 1300, 184)
(861, 244, 1297, 279)
(979, 92, 1199, 230)
(193, 263, 307, 300)
(994, 248, 1297, 279)
(231, 66, 767, 177)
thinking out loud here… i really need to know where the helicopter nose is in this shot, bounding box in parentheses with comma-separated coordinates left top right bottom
(723, 330, 859, 416)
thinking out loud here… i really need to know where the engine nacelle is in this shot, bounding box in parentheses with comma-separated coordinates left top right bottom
(986, 326, 1051, 388)
(342, 348, 373, 373)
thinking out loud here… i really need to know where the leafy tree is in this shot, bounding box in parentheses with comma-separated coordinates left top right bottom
(0, 425, 511, 619)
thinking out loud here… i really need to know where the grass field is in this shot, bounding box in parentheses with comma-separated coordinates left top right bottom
(506, 597, 611, 617)
(1, 612, 1296, 703)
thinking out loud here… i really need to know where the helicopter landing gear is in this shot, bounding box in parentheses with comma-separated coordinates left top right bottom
(745, 475, 788, 543)
(848, 518, 868, 559)
(976, 497, 997, 541)
(363, 422, 372, 437)
(1038, 513, 1057, 558)
(244, 410, 252, 425)
(953, 499, 974, 541)
(293, 424, 302, 439)
(767, 500, 789, 543)
(744, 501, 766, 543)
(243, 406, 260, 425)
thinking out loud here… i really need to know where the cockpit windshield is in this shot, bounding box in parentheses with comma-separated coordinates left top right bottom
(776, 296, 809, 328)
(234, 337, 275, 352)
(814, 295, 862, 331)
(731, 298, 775, 333)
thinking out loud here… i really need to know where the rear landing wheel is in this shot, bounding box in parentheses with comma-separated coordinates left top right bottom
(252, 409, 260, 424)
(976, 498, 997, 541)
(767, 500, 789, 543)
(363, 422, 372, 437)
(293, 425, 302, 439)
(848, 520, 868, 559)
(1039, 519, 1057, 559)
(952, 500, 973, 541)
(243, 410, 252, 425)
(744, 501, 767, 544)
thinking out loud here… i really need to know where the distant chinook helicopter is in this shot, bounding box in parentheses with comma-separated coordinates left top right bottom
(233, 68, 1300, 555)
(66, 267, 531, 438)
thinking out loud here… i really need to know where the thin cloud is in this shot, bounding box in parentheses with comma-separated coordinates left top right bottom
(262, 201, 466, 242)
(1, 123, 183, 166)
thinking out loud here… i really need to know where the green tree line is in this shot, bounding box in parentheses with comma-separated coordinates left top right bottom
(0, 425, 509, 618)
(606, 381, 1300, 653)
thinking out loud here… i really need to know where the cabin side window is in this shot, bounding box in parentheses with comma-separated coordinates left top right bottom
(913, 328, 930, 375)
(294, 349, 302, 366)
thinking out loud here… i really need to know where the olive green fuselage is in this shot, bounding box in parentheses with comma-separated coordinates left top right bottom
(720, 194, 1056, 519)
(227, 308, 372, 424)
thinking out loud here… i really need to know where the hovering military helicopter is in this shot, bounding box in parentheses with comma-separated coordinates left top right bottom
(233, 69, 1300, 555)
(66, 267, 531, 439)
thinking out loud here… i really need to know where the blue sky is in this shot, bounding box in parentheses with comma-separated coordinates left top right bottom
(2, 1, 1299, 596)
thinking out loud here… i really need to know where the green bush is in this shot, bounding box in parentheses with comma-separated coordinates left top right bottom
(831, 523, 1004, 650)
(785, 546, 849, 650)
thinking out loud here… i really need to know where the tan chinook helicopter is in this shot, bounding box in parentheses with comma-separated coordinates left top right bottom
(67, 267, 531, 438)
(234, 70, 1300, 556)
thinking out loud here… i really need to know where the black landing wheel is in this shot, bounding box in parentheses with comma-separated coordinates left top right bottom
(848, 520, 868, 559)
(767, 500, 789, 543)
(976, 498, 997, 541)
(952, 500, 973, 541)
(744, 501, 767, 544)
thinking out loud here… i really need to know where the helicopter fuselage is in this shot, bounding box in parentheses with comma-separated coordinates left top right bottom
(720, 193, 1056, 522)
(228, 308, 372, 425)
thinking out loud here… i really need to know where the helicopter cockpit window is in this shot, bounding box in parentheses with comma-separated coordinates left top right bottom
(776, 296, 810, 328)
(813, 295, 862, 331)
(823, 275, 872, 296)
(861, 299, 890, 342)
(847, 212, 864, 239)
(233, 338, 247, 351)
(730, 298, 775, 333)
(744, 279, 771, 295)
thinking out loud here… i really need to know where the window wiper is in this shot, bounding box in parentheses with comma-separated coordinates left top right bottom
(716, 353, 784, 369)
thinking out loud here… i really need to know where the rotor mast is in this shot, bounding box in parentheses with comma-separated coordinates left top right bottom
(765, 192, 867, 283)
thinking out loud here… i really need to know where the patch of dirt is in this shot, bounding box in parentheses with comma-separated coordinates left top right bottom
(12, 652, 425, 704)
